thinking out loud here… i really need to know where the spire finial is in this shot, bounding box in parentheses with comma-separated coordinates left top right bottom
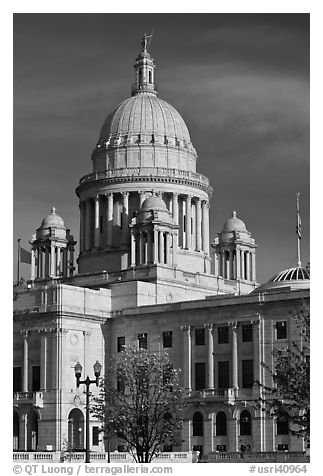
(232, 210, 237, 218)
(51, 206, 56, 214)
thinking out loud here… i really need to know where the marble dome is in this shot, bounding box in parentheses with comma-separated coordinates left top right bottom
(251, 266, 310, 294)
(36, 207, 66, 240)
(222, 211, 248, 233)
(138, 196, 173, 223)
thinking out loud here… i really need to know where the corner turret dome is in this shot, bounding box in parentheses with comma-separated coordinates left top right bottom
(138, 196, 173, 224)
(222, 211, 248, 233)
(36, 207, 66, 240)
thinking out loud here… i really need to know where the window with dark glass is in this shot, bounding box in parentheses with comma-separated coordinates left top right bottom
(242, 324, 253, 342)
(278, 444, 289, 451)
(138, 333, 147, 349)
(276, 321, 287, 339)
(117, 336, 125, 352)
(192, 412, 203, 436)
(277, 413, 289, 435)
(92, 426, 99, 446)
(218, 361, 230, 389)
(117, 376, 125, 393)
(13, 367, 22, 392)
(195, 362, 206, 390)
(32, 366, 40, 391)
(99, 216, 103, 233)
(240, 410, 251, 435)
(242, 360, 254, 388)
(163, 331, 172, 348)
(218, 326, 229, 344)
(195, 328, 205, 346)
(163, 444, 173, 452)
(117, 445, 125, 452)
(216, 445, 226, 452)
(216, 412, 227, 436)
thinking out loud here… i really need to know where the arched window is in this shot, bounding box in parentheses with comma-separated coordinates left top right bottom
(216, 411, 227, 436)
(13, 411, 19, 450)
(27, 410, 38, 451)
(277, 412, 289, 435)
(149, 71, 152, 83)
(193, 412, 203, 436)
(240, 410, 251, 436)
(68, 408, 84, 450)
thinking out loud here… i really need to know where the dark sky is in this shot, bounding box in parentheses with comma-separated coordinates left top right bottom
(13, 13, 310, 284)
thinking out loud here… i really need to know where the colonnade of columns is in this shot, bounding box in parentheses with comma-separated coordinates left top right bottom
(130, 229, 176, 267)
(79, 191, 210, 254)
(215, 248, 256, 281)
(19, 328, 65, 393)
(180, 321, 260, 393)
(31, 245, 75, 280)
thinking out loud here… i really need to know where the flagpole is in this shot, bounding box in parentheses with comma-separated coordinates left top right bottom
(296, 193, 301, 267)
(17, 238, 21, 284)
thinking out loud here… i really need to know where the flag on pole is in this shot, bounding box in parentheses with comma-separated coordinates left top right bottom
(20, 246, 32, 264)
(296, 193, 301, 239)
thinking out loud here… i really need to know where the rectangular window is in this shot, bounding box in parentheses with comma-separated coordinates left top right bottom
(117, 336, 125, 352)
(195, 328, 205, 346)
(163, 444, 173, 452)
(218, 326, 229, 344)
(276, 321, 287, 339)
(242, 360, 254, 388)
(13, 367, 22, 392)
(32, 365, 40, 391)
(218, 361, 230, 389)
(163, 331, 172, 348)
(242, 324, 253, 342)
(138, 333, 147, 350)
(92, 427, 99, 446)
(195, 362, 206, 390)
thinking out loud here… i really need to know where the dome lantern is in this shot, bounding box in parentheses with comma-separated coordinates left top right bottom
(132, 33, 156, 96)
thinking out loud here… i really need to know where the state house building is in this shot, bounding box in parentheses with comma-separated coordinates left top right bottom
(13, 38, 310, 459)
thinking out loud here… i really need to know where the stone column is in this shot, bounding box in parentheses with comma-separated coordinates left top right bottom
(195, 198, 202, 251)
(56, 247, 61, 276)
(106, 193, 113, 247)
(205, 324, 214, 389)
(122, 192, 129, 244)
(31, 249, 36, 280)
(229, 249, 234, 279)
(159, 231, 164, 264)
(202, 201, 210, 254)
(172, 194, 179, 247)
(153, 229, 158, 264)
(51, 330, 58, 390)
(147, 230, 152, 263)
(79, 201, 84, 252)
(22, 331, 29, 392)
(50, 245, 56, 277)
(230, 322, 239, 389)
(94, 195, 100, 248)
(236, 248, 241, 279)
(139, 232, 144, 264)
(252, 320, 260, 398)
(241, 250, 245, 280)
(165, 233, 171, 264)
(222, 251, 227, 279)
(180, 325, 192, 392)
(85, 198, 92, 250)
(251, 252, 256, 282)
(246, 250, 250, 280)
(40, 330, 48, 391)
(185, 195, 192, 249)
(131, 232, 136, 267)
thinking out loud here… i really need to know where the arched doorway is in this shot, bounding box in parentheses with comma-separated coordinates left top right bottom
(13, 411, 19, 450)
(68, 408, 84, 450)
(27, 410, 38, 451)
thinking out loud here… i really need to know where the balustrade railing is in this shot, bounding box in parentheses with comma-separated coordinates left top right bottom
(79, 167, 210, 186)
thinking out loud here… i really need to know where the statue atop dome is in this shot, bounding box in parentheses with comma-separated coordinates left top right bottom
(141, 32, 153, 52)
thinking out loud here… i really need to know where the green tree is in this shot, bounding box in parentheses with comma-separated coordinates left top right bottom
(91, 347, 184, 463)
(259, 307, 310, 441)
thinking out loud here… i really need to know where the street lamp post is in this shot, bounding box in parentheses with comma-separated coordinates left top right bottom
(74, 360, 102, 463)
